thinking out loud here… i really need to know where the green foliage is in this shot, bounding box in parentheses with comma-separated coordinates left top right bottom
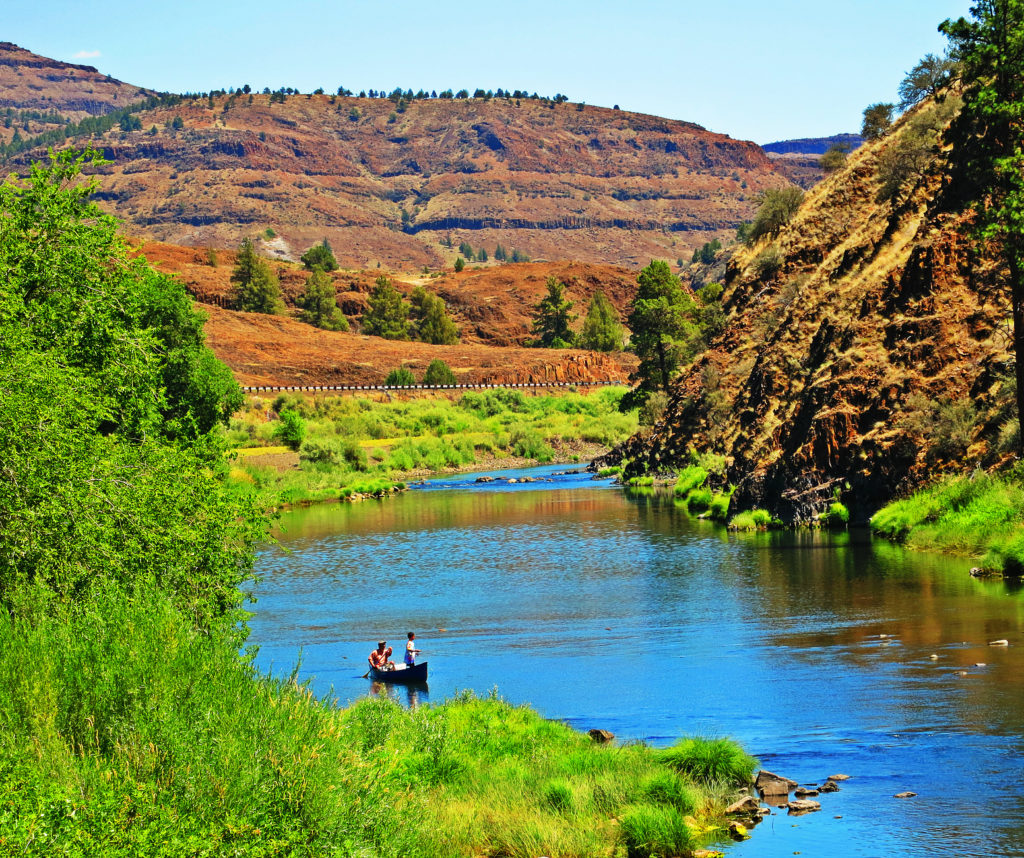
(655, 737, 758, 787)
(638, 390, 668, 426)
(273, 409, 306, 450)
(410, 286, 459, 344)
(899, 52, 956, 110)
(900, 392, 978, 461)
(423, 359, 457, 385)
(579, 289, 624, 352)
(297, 267, 348, 330)
(385, 366, 417, 386)
(747, 186, 804, 244)
(691, 238, 722, 265)
(751, 244, 784, 280)
(709, 488, 734, 523)
(300, 238, 338, 272)
(626, 260, 701, 403)
(618, 805, 695, 858)
(454, 256, 465, 272)
(685, 488, 713, 513)
(876, 100, 960, 203)
(231, 237, 284, 314)
(674, 465, 709, 498)
(819, 144, 849, 173)
(531, 277, 577, 347)
(822, 501, 850, 528)
(861, 102, 895, 140)
(598, 465, 623, 477)
(361, 276, 410, 340)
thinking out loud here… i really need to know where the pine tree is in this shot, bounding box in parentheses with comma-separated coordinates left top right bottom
(297, 267, 348, 330)
(410, 286, 459, 344)
(530, 277, 576, 348)
(231, 238, 283, 314)
(300, 238, 338, 272)
(578, 290, 624, 352)
(361, 276, 410, 340)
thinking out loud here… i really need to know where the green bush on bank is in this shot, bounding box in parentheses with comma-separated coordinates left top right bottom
(871, 471, 1024, 572)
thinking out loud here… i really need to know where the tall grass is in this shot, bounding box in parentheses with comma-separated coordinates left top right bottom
(871, 471, 1024, 573)
(0, 585, 754, 857)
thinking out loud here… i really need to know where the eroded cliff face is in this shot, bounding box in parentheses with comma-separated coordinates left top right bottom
(611, 100, 1013, 523)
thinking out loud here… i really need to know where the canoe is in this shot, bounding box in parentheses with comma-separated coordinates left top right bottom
(369, 661, 428, 683)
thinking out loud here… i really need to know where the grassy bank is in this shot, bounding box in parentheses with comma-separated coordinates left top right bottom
(227, 387, 637, 506)
(0, 584, 756, 858)
(871, 469, 1024, 574)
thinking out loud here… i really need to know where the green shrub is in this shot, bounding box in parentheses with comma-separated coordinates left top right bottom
(655, 737, 757, 787)
(423, 359, 457, 386)
(598, 466, 623, 478)
(509, 428, 553, 462)
(541, 779, 575, 813)
(730, 510, 758, 531)
(628, 475, 654, 486)
(385, 366, 417, 386)
(639, 771, 699, 813)
(273, 409, 306, 450)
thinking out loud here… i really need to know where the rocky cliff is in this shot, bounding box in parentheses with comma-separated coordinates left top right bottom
(610, 96, 1014, 523)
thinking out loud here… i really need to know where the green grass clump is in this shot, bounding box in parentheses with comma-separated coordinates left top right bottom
(655, 737, 758, 788)
(629, 475, 655, 486)
(618, 804, 696, 858)
(822, 501, 850, 528)
(674, 465, 708, 498)
(685, 487, 713, 513)
(872, 471, 1024, 573)
(708, 488, 734, 523)
(729, 510, 758, 530)
(598, 465, 623, 477)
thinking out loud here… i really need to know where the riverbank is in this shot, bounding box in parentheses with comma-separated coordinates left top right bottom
(870, 469, 1024, 576)
(227, 388, 637, 507)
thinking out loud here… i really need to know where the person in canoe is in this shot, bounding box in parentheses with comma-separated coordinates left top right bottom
(369, 640, 394, 672)
(404, 631, 421, 666)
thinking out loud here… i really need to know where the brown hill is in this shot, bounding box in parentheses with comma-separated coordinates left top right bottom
(609, 95, 1014, 523)
(0, 42, 153, 145)
(2, 44, 791, 270)
(140, 240, 638, 349)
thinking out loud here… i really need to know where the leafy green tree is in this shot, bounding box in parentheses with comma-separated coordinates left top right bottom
(899, 53, 956, 110)
(384, 366, 417, 386)
(300, 238, 338, 272)
(298, 267, 348, 331)
(747, 187, 805, 244)
(231, 238, 284, 314)
(530, 277, 576, 347)
(423, 359, 458, 385)
(273, 409, 306, 450)
(625, 260, 700, 404)
(0, 149, 261, 623)
(691, 239, 722, 265)
(861, 102, 895, 139)
(578, 290, 624, 352)
(410, 286, 459, 344)
(942, 0, 1024, 451)
(361, 276, 410, 339)
(819, 144, 850, 173)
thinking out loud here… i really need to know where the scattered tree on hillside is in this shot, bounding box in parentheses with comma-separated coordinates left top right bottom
(410, 286, 459, 344)
(691, 238, 722, 265)
(899, 53, 957, 110)
(746, 187, 805, 245)
(494, 243, 507, 261)
(454, 257, 465, 272)
(424, 359, 457, 385)
(477, 246, 488, 262)
(297, 267, 348, 331)
(361, 276, 410, 340)
(942, 0, 1024, 452)
(578, 290, 624, 352)
(530, 277, 576, 348)
(300, 238, 338, 272)
(624, 260, 701, 408)
(231, 238, 284, 315)
(861, 102, 895, 140)
(459, 241, 475, 261)
(819, 144, 850, 173)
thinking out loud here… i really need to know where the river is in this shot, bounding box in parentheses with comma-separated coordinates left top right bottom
(250, 464, 1024, 858)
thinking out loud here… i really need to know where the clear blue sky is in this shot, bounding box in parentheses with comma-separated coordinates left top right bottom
(7, 0, 970, 143)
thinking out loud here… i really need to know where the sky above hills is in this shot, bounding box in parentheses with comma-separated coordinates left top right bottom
(8, 0, 969, 143)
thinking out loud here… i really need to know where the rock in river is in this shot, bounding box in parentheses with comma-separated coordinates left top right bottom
(787, 799, 821, 814)
(756, 769, 798, 796)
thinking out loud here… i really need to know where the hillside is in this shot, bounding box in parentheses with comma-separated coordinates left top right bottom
(1, 43, 792, 269)
(0, 42, 153, 145)
(610, 94, 1014, 523)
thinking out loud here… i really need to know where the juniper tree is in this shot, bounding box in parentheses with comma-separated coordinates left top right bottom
(530, 277, 576, 347)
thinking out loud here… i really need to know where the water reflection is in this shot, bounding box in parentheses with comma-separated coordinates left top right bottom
(251, 471, 1024, 858)
(369, 680, 429, 708)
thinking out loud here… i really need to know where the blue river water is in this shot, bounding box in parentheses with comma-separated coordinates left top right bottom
(250, 464, 1024, 857)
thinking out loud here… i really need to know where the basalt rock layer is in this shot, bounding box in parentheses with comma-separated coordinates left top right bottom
(610, 99, 1013, 523)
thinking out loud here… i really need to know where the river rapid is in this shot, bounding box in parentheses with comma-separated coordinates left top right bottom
(251, 464, 1024, 858)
